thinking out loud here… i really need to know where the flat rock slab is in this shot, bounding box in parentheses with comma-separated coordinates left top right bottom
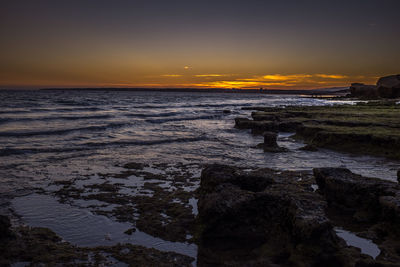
(235, 102, 400, 159)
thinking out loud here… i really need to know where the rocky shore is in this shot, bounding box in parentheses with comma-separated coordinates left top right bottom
(235, 101, 400, 159)
(1, 75, 400, 266)
(3, 164, 400, 266)
(0, 162, 199, 266)
(197, 165, 400, 266)
(0, 216, 194, 266)
(196, 76, 400, 266)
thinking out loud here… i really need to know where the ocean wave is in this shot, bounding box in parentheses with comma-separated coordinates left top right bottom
(0, 136, 208, 156)
(0, 114, 113, 125)
(0, 147, 88, 157)
(30, 107, 103, 112)
(83, 135, 208, 147)
(0, 107, 103, 114)
(145, 115, 220, 123)
(137, 102, 252, 109)
(0, 110, 30, 114)
(190, 103, 253, 108)
(126, 111, 180, 118)
(0, 122, 127, 137)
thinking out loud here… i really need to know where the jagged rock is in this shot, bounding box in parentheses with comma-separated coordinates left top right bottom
(197, 165, 355, 266)
(314, 168, 400, 224)
(223, 109, 231, 114)
(199, 164, 274, 193)
(314, 168, 400, 264)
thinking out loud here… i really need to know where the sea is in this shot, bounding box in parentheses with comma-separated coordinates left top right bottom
(0, 90, 399, 262)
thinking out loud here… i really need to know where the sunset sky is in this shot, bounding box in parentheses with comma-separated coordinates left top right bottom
(1, 0, 399, 89)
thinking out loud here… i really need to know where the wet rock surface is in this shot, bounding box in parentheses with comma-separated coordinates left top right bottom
(197, 165, 400, 266)
(48, 162, 200, 243)
(314, 168, 400, 264)
(0, 225, 194, 266)
(1, 162, 199, 266)
(198, 165, 351, 266)
(314, 168, 400, 223)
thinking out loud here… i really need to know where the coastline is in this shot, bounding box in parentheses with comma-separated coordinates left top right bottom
(1, 89, 400, 266)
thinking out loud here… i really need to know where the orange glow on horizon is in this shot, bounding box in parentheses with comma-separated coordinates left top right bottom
(0, 73, 379, 90)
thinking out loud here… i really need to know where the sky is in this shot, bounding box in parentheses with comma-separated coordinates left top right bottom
(1, 0, 399, 89)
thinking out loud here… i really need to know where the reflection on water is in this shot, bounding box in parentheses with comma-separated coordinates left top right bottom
(12, 194, 197, 258)
(335, 228, 380, 259)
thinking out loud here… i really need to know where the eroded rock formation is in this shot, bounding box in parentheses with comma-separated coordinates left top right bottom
(197, 165, 373, 266)
(197, 165, 400, 266)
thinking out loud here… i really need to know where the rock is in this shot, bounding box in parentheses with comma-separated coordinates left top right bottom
(314, 168, 400, 264)
(124, 228, 136, 235)
(397, 170, 400, 183)
(197, 165, 353, 266)
(300, 144, 318, 151)
(236, 103, 400, 160)
(222, 109, 231, 114)
(256, 131, 288, 152)
(314, 168, 400, 223)
(263, 131, 277, 146)
(123, 162, 148, 170)
(0, 215, 13, 240)
(348, 75, 400, 99)
(251, 112, 279, 121)
(234, 117, 279, 134)
(349, 83, 378, 98)
(278, 121, 302, 132)
(199, 164, 274, 193)
(377, 75, 400, 88)
(377, 87, 400, 99)
(296, 123, 400, 160)
(0, 226, 194, 266)
(234, 117, 251, 129)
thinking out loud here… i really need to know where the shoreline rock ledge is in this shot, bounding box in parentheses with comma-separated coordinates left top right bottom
(196, 164, 400, 266)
